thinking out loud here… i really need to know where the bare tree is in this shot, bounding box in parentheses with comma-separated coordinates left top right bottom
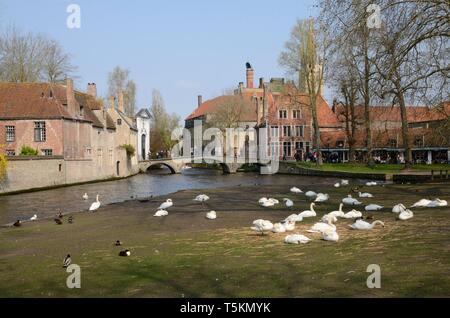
(42, 39, 77, 83)
(107, 66, 136, 117)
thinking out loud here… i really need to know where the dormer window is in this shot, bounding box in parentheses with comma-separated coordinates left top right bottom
(80, 105, 84, 117)
(117, 119, 122, 125)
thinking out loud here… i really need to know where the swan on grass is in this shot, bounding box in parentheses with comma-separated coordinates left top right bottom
(365, 181, 378, 186)
(342, 195, 362, 206)
(285, 234, 311, 244)
(328, 203, 345, 218)
(89, 194, 101, 211)
(305, 191, 317, 199)
(322, 229, 339, 242)
(290, 187, 303, 194)
(426, 199, 448, 208)
(307, 216, 337, 234)
(206, 211, 217, 220)
(158, 199, 173, 210)
(82, 193, 89, 200)
(392, 204, 406, 213)
(398, 209, 413, 220)
(283, 220, 296, 232)
(359, 192, 373, 198)
(334, 182, 340, 188)
(283, 198, 294, 208)
(283, 214, 303, 223)
(411, 199, 432, 208)
(299, 203, 317, 218)
(272, 223, 287, 233)
(343, 209, 363, 219)
(154, 209, 168, 217)
(365, 204, 383, 211)
(29, 214, 37, 221)
(194, 194, 210, 202)
(259, 197, 279, 207)
(314, 193, 329, 203)
(251, 219, 274, 235)
(349, 220, 385, 230)
(341, 180, 349, 186)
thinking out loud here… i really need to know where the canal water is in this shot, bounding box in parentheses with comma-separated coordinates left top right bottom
(0, 168, 364, 225)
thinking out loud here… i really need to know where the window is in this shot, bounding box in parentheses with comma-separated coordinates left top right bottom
(414, 136, 424, 148)
(294, 125, 304, 137)
(293, 109, 301, 119)
(336, 140, 344, 148)
(389, 139, 397, 148)
(42, 149, 53, 156)
(278, 110, 287, 119)
(79, 105, 84, 117)
(34, 121, 46, 142)
(295, 142, 303, 150)
(5, 126, 15, 142)
(283, 126, 292, 137)
(283, 142, 292, 157)
(97, 148, 103, 166)
(5, 149, 15, 156)
(117, 119, 122, 125)
(270, 126, 279, 138)
(270, 141, 280, 158)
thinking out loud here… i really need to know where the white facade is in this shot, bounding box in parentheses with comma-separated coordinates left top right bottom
(135, 109, 152, 161)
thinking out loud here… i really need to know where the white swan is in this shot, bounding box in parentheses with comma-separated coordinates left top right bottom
(194, 194, 210, 202)
(259, 198, 276, 207)
(283, 198, 294, 208)
(411, 199, 432, 208)
(365, 181, 378, 186)
(334, 182, 340, 188)
(322, 229, 339, 242)
(285, 234, 311, 244)
(251, 219, 274, 235)
(392, 204, 406, 213)
(154, 209, 168, 217)
(206, 211, 217, 220)
(305, 191, 317, 199)
(290, 187, 303, 194)
(283, 214, 303, 223)
(29, 214, 37, 221)
(365, 204, 383, 211)
(82, 193, 89, 200)
(341, 180, 349, 186)
(308, 217, 337, 233)
(426, 199, 448, 208)
(398, 209, 413, 220)
(359, 192, 373, 198)
(314, 193, 329, 203)
(272, 223, 287, 233)
(329, 203, 345, 218)
(89, 195, 101, 211)
(158, 199, 173, 210)
(349, 220, 385, 230)
(283, 220, 296, 231)
(299, 203, 317, 218)
(343, 209, 362, 219)
(342, 195, 362, 206)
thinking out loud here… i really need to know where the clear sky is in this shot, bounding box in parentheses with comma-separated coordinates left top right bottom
(0, 0, 321, 119)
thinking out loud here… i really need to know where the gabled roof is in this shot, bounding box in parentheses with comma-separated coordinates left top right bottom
(117, 110, 138, 131)
(135, 108, 152, 119)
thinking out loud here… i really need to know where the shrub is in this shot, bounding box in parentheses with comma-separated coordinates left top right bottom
(120, 144, 135, 157)
(0, 153, 7, 180)
(20, 146, 39, 156)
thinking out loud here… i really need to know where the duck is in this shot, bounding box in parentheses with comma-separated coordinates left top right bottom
(194, 194, 210, 202)
(343, 209, 363, 219)
(359, 191, 373, 198)
(322, 229, 339, 242)
(283, 214, 303, 223)
(341, 180, 349, 186)
(392, 203, 406, 213)
(68, 216, 74, 224)
(349, 219, 385, 230)
(57, 211, 64, 219)
(307, 216, 337, 234)
(272, 223, 287, 233)
(283, 220, 296, 231)
(426, 199, 448, 208)
(158, 199, 173, 210)
(398, 209, 414, 220)
(206, 211, 217, 220)
(251, 219, 274, 235)
(314, 193, 329, 203)
(54, 218, 63, 225)
(29, 214, 37, 221)
(305, 191, 317, 199)
(299, 203, 317, 218)
(411, 199, 432, 208)
(365, 204, 383, 211)
(89, 195, 101, 211)
(284, 234, 311, 244)
(290, 187, 303, 194)
(63, 254, 71, 268)
(119, 250, 131, 257)
(115, 240, 122, 246)
(13, 220, 21, 227)
(342, 195, 362, 206)
(283, 198, 294, 208)
(154, 210, 168, 217)
(82, 193, 89, 200)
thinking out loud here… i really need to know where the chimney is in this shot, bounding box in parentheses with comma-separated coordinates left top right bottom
(108, 96, 115, 110)
(66, 78, 76, 116)
(87, 83, 97, 98)
(259, 78, 264, 89)
(118, 91, 124, 113)
(197, 95, 203, 108)
(246, 64, 254, 89)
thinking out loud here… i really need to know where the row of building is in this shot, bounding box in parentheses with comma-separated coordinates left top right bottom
(185, 63, 449, 164)
(0, 79, 152, 193)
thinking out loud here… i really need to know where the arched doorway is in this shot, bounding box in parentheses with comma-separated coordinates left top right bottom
(141, 134, 146, 160)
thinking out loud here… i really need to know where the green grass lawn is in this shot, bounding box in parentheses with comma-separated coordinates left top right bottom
(0, 183, 449, 297)
(295, 162, 450, 174)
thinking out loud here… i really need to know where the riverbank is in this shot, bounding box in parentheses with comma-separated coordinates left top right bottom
(1, 182, 449, 297)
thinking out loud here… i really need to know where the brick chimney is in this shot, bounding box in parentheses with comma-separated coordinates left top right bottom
(246, 64, 254, 89)
(66, 78, 77, 116)
(197, 95, 203, 108)
(118, 91, 124, 113)
(108, 96, 115, 110)
(87, 83, 97, 98)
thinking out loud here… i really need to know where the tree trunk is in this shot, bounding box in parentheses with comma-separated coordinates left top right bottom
(311, 95, 323, 166)
(363, 30, 374, 167)
(394, 76, 412, 168)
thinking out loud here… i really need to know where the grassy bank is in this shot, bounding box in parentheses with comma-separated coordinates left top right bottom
(0, 183, 449, 297)
(295, 162, 449, 174)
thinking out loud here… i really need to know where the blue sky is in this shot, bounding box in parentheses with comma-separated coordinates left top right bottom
(0, 0, 320, 119)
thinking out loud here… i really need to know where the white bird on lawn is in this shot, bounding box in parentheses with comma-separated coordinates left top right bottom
(259, 198, 277, 207)
(29, 214, 37, 221)
(343, 209, 363, 219)
(272, 223, 287, 233)
(334, 182, 340, 188)
(283, 213, 303, 223)
(206, 211, 217, 220)
(426, 199, 448, 208)
(194, 194, 210, 202)
(290, 187, 303, 194)
(322, 229, 339, 242)
(299, 203, 317, 218)
(341, 180, 349, 186)
(158, 199, 173, 210)
(329, 203, 345, 218)
(365, 181, 378, 186)
(82, 193, 89, 200)
(411, 199, 432, 208)
(365, 204, 383, 211)
(283, 198, 294, 208)
(89, 194, 101, 211)
(398, 209, 413, 221)
(315, 193, 329, 203)
(308, 216, 337, 234)
(392, 204, 406, 213)
(154, 209, 168, 217)
(251, 219, 274, 235)
(349, 219, 385, 230)
(359, 191, 373, 198)
(305, 191, 317, 199)
(283, 220, 296, 231)
(342, 195, 362, 206)
(285, 234, 311, 244)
